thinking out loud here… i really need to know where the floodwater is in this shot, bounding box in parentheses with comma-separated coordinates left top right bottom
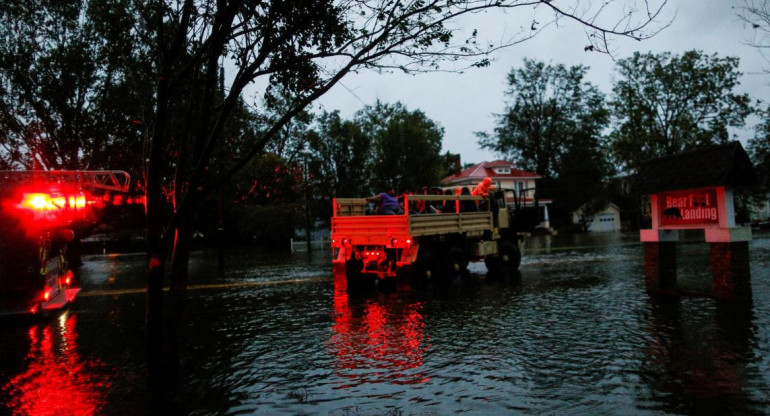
(1, 232, 770, 415)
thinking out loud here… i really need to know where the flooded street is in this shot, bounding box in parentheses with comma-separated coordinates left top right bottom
(2, 232, 770, 415)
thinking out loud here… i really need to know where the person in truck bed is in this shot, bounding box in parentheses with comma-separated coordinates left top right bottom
(472, 177, 494, 210)
(471, 177, 493, 197)
(366, 187, 403, 215)
(410, 186, 433, 214)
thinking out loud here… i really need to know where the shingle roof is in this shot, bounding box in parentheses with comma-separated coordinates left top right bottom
(441, 160, 540, 184)
(635, 141, 758, 193)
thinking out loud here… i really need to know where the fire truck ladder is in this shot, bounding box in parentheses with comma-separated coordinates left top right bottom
(0, 170, 131, 193)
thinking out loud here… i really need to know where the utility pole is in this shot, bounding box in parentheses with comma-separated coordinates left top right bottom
(305, 156, 312, 253)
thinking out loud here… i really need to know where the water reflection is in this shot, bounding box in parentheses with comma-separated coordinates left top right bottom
(642, 297, 763, 414)
(329, 271, 431, 387)
(1, 235, 768, 415)
(2, 312, 111, 416)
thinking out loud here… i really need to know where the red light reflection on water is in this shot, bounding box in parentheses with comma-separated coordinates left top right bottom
(2, 313, 111, 416)
(329, 271, 431, 387)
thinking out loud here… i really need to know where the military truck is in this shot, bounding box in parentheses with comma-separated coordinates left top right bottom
(331, 190, 527, 289)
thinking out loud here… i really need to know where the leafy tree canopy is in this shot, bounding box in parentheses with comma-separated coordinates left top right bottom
(309, 110, 371, 199)
(610, 50, 753, 172)
(748, 105, 770, 193)
(0, 0, 151, 172)
(357, 101, 445, 194)
(477, 58, 609, 179)
(749, 105, 770, 167)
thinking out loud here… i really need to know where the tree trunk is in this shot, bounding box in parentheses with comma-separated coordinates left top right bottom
(146, 40, 172, 399)
(146, 246, 166, 399)
(166, 209, 194, 391)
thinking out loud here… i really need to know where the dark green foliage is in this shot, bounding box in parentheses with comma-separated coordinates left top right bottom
(748, 105, 770, 171)
(556, 131, 614, 214)
(196, 153, 304, 246)
(307, 110, 371, 220)
(228, 204, 297, 248)
(357, 101, 445, 194)
(478, 59, 609, 179)
(746, 105, 770, 220)
(610, 50, 753, 172)
(0, 0, 150, 172)
(307, 103, 446, 225)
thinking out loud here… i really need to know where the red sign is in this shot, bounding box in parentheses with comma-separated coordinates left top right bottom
(658, 188, 719, 226)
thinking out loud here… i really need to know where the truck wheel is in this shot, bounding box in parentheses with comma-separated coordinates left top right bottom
(414, 253, 439, 284)
(345, 259, 363, 290)
(498, 240, 521, 270)
(445, 247, 468, 275)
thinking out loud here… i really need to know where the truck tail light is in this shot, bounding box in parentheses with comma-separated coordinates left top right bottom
(60, 270, 74, 286)
(391, 238, 412, 247)
(42, 287, 52, 302)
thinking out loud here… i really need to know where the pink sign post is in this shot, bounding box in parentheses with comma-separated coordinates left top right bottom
(637, 143, 757, 301)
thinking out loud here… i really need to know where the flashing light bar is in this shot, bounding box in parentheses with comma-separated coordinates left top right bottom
(20, 192, 87, 212)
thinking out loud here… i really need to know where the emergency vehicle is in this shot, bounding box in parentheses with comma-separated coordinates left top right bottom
(331, 189, 527, 289)
(0, 170, 130, 315)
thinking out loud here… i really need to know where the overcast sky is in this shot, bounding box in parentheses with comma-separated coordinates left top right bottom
(314, 0, 769, 166)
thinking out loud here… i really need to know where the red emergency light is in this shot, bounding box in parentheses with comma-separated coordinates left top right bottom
(5, 185, 96, 235)
(60, 270, 74, 287)
(20, 192, 87, 212)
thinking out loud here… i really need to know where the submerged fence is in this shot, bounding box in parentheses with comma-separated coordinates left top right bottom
(290, 237, 331, 253)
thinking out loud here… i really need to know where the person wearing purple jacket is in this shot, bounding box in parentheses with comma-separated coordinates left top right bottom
(366, 187, 403, 215)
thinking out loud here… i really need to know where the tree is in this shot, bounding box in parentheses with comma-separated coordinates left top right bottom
(308, 110, 371, 220)
(0, 0, 151, 172)
(477, 59, 609, 179)
(749, 105, 770, 167)
(258, 87, 316, 162)
(227, 153, 305, 246)
(357, 101, 445, 193)
(610, 50, 753, 172)
(554, 130, 615, 226)
(309, 102, 447, 220)
(747, 105, 770, 214)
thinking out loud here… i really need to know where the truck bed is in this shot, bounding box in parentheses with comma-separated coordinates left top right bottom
(332, 196, 494, 246)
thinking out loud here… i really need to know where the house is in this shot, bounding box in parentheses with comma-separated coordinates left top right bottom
(572, 202, 622, 232)
(441, 160, 552, 230)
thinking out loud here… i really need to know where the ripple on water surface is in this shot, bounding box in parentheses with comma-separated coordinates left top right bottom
(2, 234, 770, 415)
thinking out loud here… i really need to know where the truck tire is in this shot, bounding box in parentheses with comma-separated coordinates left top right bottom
(498, 240, 521, 270)
(413, 253, 439, 284)
(445, 247, 468, 276)
(345, 258, 363, 289)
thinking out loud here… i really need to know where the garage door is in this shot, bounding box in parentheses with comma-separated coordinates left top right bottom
(590, 214, 617, 232)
